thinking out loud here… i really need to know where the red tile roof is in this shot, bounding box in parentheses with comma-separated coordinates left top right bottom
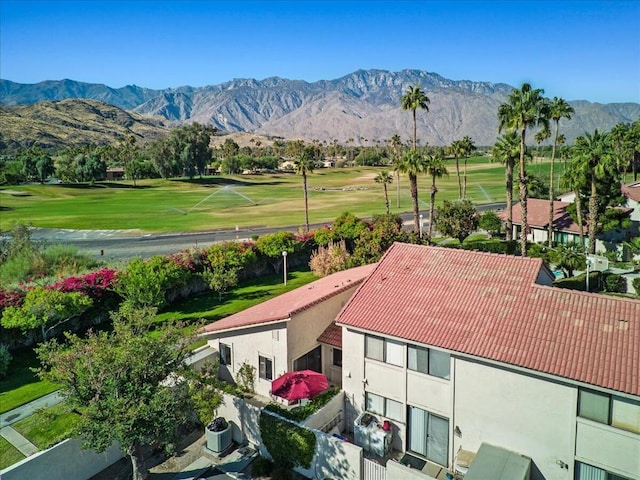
(622, 182, 640, 203)
(318, 322, 342, 348)
(503, 198, 585, 233)
(200, 263, 376, 335)
(336, 243, 640, 396)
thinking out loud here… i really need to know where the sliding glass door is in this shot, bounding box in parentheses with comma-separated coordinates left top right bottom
(408, 406, 449, 466)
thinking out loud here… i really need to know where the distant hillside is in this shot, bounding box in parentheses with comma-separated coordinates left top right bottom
(2, 70, 639, 147)
(0, 99, 172, 150)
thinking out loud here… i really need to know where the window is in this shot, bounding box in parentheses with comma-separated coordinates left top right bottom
(259, 355, 273, 381)
(575, 462, 632, 480)
(219, 343, 232, 366)
(408, 406, 449, 466)
(365, 335, 404, 367)
(293, 345, 321, 372)
(365, 392, 403, 422)
(333, 348, 342, 367)
(408, 345, 450, 380)
(578, 389, 640, 434)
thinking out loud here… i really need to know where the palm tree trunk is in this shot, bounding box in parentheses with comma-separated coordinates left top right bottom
(548, 121, 559, 247)
(506, 160, 514, 241)
(575, 189, 585, 249)
(428, 178, 437, 240)
(463, 156, 468, 199)
(410, 173, 419, 234)
(303, 172, 309, 232)
(383, 184, 390, 214)
(455, 155, 461, 199)
(396, 171, 400, 208)
(519, 127, 528, 257)
(588, 176, 598, 255)
(412, 110, 417, 150)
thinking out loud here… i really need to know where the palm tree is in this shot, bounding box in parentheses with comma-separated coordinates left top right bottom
(498, 83, 550, 256)
(461, 135, 476, 199)
(560, 160, 587, 249)
(374, 171, 394, 214)
(571, 130, 614, 254)
(390, 134, 403, 208)
(448, 139, 465, 199)
(296, 146, 315, 232)
(396, 149, 426, 234)
(491, 131, 520, 241)
(401, 85, 430, 151)
(425, 152, 449, 240)
(546, 97, 574, 247)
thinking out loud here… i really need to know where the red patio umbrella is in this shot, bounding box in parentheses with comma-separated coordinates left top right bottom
(271, 370, 329, 401)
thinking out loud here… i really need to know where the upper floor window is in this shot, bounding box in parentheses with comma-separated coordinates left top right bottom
(576, 461, 632, 480)
(365, 335, 403, 367)
(578, 388, 640, 434)
(333, 348, 342, 367)
(219, 343, 232, 366)
(407, 345, 450, 380)
(259, 355, 273, 381)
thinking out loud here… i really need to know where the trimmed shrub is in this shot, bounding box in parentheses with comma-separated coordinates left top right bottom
(603, 273, 626, 293)
(632, 277, 640, 296)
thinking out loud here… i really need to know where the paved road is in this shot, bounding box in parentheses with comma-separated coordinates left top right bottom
(26, 202, 506, 260)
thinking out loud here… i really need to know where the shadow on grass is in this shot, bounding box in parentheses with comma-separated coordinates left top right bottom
(57, 182, 153, 190)
(171, 177, 287, 187)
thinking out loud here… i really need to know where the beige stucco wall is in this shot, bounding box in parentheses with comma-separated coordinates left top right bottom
(575, 419, 640, 479)
(454, 359, 577, 480)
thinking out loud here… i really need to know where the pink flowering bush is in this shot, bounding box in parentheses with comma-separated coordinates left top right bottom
(50, 267, 118, 301)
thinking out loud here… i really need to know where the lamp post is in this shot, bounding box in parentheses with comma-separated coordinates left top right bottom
(419, 214, 424, 239)
(282, 251, 288, 285)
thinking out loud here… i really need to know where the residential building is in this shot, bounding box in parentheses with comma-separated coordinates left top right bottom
(336, 243, 639, 480)
(200, 264, 376, 398)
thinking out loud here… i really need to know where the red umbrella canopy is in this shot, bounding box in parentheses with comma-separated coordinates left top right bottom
(271, 370, 329, 401)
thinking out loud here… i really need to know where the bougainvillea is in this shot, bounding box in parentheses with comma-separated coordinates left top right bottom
(50, 268, 118, 301)
(0, 289, 26, 310)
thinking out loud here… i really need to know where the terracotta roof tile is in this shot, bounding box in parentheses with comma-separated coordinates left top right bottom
(336, 243, 640, 396)
(201, 263, 376, 334)
(317, 322, 342, 348)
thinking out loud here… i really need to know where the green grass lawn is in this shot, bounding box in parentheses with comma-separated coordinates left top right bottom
(0, 158, 560, 233)
(0, 348, 59, 413)
(12, 402, 79, 450)
(0, 436, 25, 470)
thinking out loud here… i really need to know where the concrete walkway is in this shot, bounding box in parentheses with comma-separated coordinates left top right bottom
(0, 391, 63, 428)
(0, 425, 39, 456)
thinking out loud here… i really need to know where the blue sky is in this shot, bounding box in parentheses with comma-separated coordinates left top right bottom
(1, 0, 638, 103)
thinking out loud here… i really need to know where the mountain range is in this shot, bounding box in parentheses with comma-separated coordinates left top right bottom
(2, 69, 639, 148)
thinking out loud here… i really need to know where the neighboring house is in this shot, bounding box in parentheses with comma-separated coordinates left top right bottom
(200, 264, 376, 398)
(503, 198, 633, 252)
(336, 243, 639, 480)
(105, 167, 124, 180)
(622, 181, 640, 222)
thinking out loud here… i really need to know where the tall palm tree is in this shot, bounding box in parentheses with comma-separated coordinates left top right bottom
(296, 146, 315, 232)
(390, 134, 403, 208)
(461, 135, 476, 199)
(374, 171, 394, 214)
(498, 83, 550, 256)
(401, 85, 430, 151)
(560, 158, 586, 249)
(571, 130, 614, 254)
(546, 97, 574, 247)
(396, 149, 426, 234)
(491, 131, 520, 241)
(425, 152, 449, 240)
(448, 139, 465, 199)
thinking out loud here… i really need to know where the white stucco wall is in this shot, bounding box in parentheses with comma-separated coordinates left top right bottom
(454, 359, 577, 480)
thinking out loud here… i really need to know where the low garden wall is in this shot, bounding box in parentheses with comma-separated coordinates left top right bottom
(0, 438, 122, 480)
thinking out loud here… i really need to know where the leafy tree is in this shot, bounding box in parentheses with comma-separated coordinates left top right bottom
(201, 242, 256, 300)
(396, 149, 426, 234)
(296, 146, 315, 232)
(332, 212, 368, 251)
(1, 287, 93, 341)
(174, 123, 216, 178)
(119, 135, 140, 187)
(220, 138, 240, 159)
(547, 97, 575, 246)
(479, 211, 503, 237)
(36, 307, 196, 480)
(498, 83, 550, 256)
(433, 200, 479, 243)
(401, 85, 430, 150)
(115, 256, 192, 310)
(255, 231, 297, 273)
(426, 152, 448, 240)
(186, 360, 224, 425)
(351, 214, 408, 265)
(374, 171, 394, 214)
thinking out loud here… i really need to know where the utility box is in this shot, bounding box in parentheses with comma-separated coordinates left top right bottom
(464, 444, 531, 480)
